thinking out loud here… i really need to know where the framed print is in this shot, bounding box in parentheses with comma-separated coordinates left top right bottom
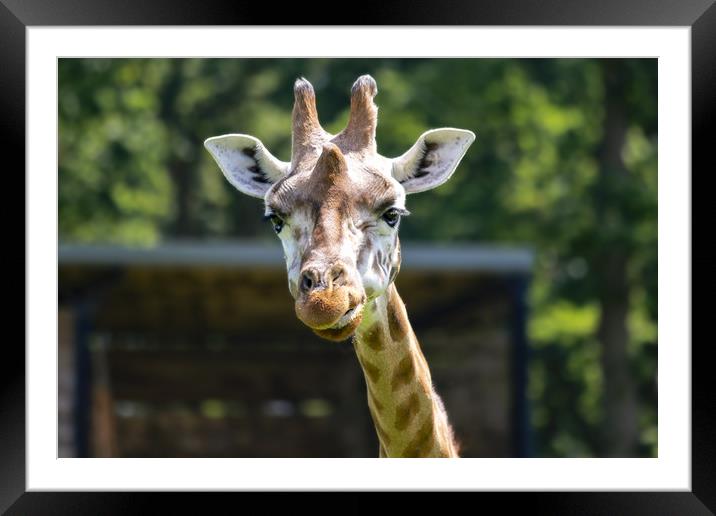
(3, 0, 712, 513)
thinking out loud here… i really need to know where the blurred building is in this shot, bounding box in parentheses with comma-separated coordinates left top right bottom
(58, 240, 533, 458)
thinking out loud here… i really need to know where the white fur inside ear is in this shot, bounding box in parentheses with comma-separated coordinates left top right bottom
(204, 134, 290, 199)
(392, 128, 476, 194)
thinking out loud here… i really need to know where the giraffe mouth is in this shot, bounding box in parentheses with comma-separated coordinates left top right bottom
(312, 303, 364, 342)
(331, 303, 363, 329)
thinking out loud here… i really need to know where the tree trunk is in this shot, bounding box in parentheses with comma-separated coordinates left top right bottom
(159, 61, 196, 237)
(598, 251, 638, 456)
(597, 61, 639, 457)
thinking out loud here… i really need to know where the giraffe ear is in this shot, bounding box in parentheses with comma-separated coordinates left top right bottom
(391, 128, 475, 194)
(204, 134, 290, 199)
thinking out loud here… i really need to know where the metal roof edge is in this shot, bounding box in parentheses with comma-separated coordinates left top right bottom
(58, 240, 534, 273)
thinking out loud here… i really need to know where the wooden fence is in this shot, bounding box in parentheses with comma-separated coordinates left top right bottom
(58, 244, 530, 458)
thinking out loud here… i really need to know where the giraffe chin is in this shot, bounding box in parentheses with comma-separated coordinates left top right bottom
(312, 308, 364, 342)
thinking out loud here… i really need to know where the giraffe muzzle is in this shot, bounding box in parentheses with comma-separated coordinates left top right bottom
(294, 285, 365, 342)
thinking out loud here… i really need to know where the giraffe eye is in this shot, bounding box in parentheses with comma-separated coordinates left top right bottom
(264, 213, 284, 234)
(381, 208, 401, 228)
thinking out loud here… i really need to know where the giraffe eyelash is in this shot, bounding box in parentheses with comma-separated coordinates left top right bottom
(262, 210, 287, 221)
(263, 211, 286, 234)
(382, 207, 410, 218)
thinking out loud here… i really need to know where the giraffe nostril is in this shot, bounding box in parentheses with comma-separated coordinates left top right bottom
(301, 273, 314, 292)
(332, 269, 343, 284)
(330, 264, 348, 288)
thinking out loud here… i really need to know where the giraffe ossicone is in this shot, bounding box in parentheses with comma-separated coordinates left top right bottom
(205, 74, 475, 457)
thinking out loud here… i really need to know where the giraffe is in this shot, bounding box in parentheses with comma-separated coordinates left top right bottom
(205, 75, 475, 457)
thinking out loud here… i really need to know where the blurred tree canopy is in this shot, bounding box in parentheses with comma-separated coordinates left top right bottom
(58, 58, 657, 458)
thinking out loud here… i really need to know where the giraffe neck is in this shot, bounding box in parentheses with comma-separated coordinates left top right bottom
(353, 283, 458, 458)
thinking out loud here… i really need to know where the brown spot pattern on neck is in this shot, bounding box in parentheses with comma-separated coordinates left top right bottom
(394, 392, 420, 431)
(390, 355, 415, 392)
(362, 322, 384, 351)
(387, 292, 410, 342)
(401, 416, 435, 457)
(361, 359, 382, 384)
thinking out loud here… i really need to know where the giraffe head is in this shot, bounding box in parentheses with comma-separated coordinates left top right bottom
(205, 75, 475, 341)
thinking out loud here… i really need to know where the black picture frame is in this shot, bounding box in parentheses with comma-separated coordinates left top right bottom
(3, 0, 711, 513)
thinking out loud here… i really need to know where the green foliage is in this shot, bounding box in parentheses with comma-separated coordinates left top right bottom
(58, 58, 657, 457)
